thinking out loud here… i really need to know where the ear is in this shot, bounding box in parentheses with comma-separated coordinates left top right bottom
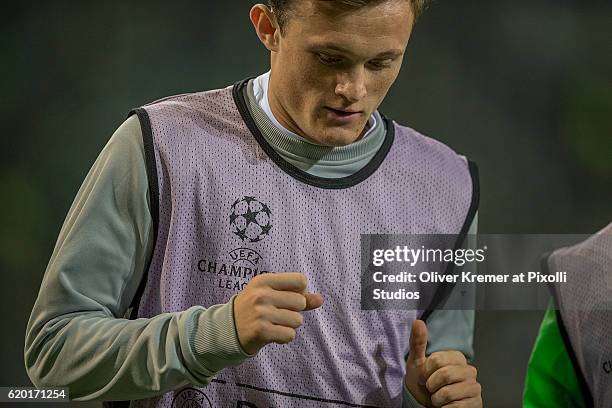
(250, 4, 281, 52)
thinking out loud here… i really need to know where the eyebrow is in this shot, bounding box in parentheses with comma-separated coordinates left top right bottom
(308, 43, 404, 59)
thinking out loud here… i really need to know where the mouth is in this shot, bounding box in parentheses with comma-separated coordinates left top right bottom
(324, 107, 363, 123)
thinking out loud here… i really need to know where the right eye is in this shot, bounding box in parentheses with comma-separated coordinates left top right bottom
(316, 53, 343, 66)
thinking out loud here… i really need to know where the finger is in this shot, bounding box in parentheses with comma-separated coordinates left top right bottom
(407, 319, 428, 386)
(304, 292, 324, 311)
(262, 272, 308, 292)
(426, 364, 477, 394)
(408, 320, 428, 365)
(267, 324, 297, 345)
(441, 396, 483, 408)
(441, 395, 483, 408)
(425, 351, 467, 379)
(268, 290, 308, 311)
(431, 381, 481, 407)
(270, 308, 304, 329)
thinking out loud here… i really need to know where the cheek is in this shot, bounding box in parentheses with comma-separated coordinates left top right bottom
(369, 69, 401, 103)
(294, 72, 333, 120)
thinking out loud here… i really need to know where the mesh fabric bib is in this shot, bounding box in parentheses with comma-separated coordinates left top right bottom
(546, 223, 612, 408)
(108, 80, 478, 408)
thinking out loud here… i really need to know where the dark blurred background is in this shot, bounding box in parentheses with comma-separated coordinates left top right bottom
(2, 1, 610, 407)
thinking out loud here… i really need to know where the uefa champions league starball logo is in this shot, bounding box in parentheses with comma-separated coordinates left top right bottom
(171, 387, 212, 408)
(229, 196, 272, 243)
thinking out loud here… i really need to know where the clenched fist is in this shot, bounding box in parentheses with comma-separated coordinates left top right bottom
(234, 272, 324, 355)
(405, 320, 482, 408)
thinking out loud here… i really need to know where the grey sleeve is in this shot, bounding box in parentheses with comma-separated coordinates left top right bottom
(402, 214, 478, 408)
(24, 115, 253, 402)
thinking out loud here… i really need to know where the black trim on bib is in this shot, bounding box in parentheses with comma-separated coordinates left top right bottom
(543, 253, 594, 408)
(419, 160, 480, 323)
(125, 108, 159, 320)
(234, 382, 379, 407)
(232, 78, 395, 190)
(101, 109, 160, 408)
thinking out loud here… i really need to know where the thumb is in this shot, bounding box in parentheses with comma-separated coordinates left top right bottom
(303, 293, 324, 311)
(408, 319, 428, 384)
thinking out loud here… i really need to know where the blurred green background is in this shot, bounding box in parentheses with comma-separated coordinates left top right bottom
(2, 1, 610, 407)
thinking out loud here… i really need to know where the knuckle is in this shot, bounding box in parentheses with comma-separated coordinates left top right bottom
(425, 377, 434, 392)
(470, 365, 478, 378)
(456, 351, 467, 364)
(253, 305, 267, 320)
(440, 366, 452, 383)
(252, 289, 267, 305)
(254, 322, 270, 341)
(429, 353, 442, 368)
(449, 350, 466, 364)
(432, 389, 446, 406)
(251, 274, 264, 285)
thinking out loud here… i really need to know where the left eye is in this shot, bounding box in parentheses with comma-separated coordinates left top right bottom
(368, 60, 392, 70)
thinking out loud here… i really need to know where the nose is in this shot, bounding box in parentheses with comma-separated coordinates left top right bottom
(334, 68, 367, 103)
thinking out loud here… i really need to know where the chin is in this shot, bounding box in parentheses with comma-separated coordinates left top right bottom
(316, 127, 362, 147)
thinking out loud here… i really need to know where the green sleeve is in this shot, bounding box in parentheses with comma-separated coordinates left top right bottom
(523, 303, 586, 408)
(24, 116, 253, 401)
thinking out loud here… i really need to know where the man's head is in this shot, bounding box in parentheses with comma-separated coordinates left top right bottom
(250, 0, 421, 146)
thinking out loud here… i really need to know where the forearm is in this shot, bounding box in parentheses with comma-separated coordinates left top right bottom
(24, 296, 251, 401)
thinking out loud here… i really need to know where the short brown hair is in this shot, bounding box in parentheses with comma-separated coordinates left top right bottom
(267, 0, 428, 31)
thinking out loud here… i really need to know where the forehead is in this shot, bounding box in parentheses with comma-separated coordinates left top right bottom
(283, 0, 414, 56)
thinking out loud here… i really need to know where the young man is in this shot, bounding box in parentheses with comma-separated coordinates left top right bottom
(25, 1, 481, 407)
